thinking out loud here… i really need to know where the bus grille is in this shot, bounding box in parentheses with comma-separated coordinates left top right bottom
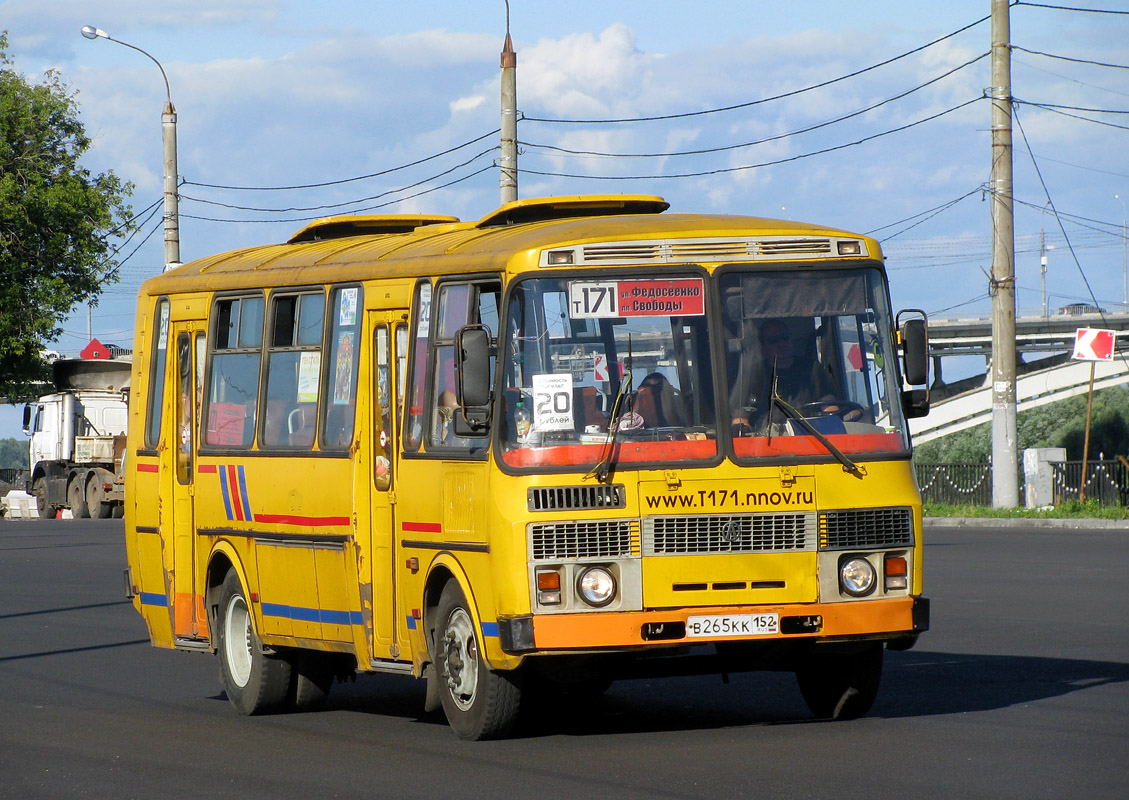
(642, 512, 816, 555)
(819, 507, 914, 550)
(528, 484, 626, 512)
(530, 520, 639, 560)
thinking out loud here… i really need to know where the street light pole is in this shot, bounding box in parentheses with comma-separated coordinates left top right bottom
(81, 26, 181, 272)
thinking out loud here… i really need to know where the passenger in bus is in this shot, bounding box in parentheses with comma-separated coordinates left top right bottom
(633, 372, 687, 428)
(436, 390, 470, 447)
(730, 319, 837, 427)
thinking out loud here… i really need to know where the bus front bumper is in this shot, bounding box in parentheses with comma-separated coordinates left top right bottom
(498, 596, 929, 654)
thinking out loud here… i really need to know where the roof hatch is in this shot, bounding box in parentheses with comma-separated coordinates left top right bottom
(288, 214, 460, 244)
(476, 195, 669, 228)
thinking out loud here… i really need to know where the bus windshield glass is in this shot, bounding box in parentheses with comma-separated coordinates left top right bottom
(499, 274, 718, 469)
(720, 267, 910, 459)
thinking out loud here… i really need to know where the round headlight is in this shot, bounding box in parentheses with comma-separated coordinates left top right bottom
(839, 556, 876, 597)
(576, 567, 617, 607)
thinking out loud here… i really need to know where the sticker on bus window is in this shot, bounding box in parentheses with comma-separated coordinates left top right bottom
(531, 373, 574, 432)
(333, 332, 355, 404)
(297, 351, 321, 403)
(338, 287, 358, 326)
(568, 278, 705, 319)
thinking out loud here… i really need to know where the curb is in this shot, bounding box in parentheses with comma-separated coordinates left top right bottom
(925, 516, 1129, 529)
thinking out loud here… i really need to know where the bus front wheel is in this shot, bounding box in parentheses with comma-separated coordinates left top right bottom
(795, 641, 883, 720)
(216, 570, 291, 715)
(434, 581, 522, 740)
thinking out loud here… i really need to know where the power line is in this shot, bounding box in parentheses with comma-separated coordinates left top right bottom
(521, 54, 988, 160)
(515, 97, 982, 181)
(1013, 1, 1129, 15)
(181, 129, 501, 192)
(1015, 99, 1129, 131)
(1011, 45, 1129, 71)
(179, 147, 498, 214)
(521, 14, 991, 124)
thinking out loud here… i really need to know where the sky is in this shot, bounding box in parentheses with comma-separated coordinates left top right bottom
(3, 0, 1129, 439)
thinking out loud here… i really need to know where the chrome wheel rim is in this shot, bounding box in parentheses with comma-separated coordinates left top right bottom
(223, 594, 253, 688)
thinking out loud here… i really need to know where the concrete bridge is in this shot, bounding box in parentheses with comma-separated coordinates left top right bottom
(908, 311, 1129, 444)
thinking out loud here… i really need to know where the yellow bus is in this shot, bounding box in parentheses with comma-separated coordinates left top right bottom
(124, 195, 931, 739)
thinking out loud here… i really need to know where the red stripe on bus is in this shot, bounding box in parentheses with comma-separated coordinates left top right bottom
(254, 514, 351, 527)
(136, 463, 159, 473)
(402, 521, 442, 533)
(197, 464, 217, 473)
(226, 464, 245, 522)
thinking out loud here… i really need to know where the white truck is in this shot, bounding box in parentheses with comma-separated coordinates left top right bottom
(23, 358, 131, 519)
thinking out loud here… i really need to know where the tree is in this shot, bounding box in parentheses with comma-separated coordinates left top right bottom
(0, 32, 134, 400)
(0, 436, 28, 469)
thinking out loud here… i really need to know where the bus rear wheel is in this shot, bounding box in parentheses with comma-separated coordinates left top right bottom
(216, 570, 291, 715)
(795, 641, 883, 720)
(434, 581, 522, 740)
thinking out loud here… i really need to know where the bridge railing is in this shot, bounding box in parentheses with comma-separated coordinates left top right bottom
(915, 460, 1129, 507)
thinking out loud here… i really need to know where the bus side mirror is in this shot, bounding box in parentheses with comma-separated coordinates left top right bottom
(22, 403, 32, 434)
(454, 325, 492, 436)
(897, 311, 930, 419)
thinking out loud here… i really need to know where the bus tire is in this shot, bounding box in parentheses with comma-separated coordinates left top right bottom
(216, 570, 291, 715)
(32, 476, 55, 520)
(68, 478, 90, 519)
(288, 652, 334, 711)
(435, 581, 522, 740)
(795, 641, 883, 721)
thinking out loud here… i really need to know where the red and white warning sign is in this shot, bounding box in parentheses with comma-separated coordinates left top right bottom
(1071, 328, 1116, 361)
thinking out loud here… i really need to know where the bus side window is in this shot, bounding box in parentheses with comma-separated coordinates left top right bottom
(322, 285, 362, 450)
(204, 295, 264, 448)
(403, 280, 431, 453)
(262, 290, 325, 449)
(374, 325, 392, 490)
(144, 298, 170, 449)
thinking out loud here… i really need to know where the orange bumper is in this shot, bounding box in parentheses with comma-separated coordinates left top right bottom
(530, 596, 923, 650)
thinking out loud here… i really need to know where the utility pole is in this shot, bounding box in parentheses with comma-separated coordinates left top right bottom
(499, 1, 518, 205)
(989, 0, 1018, 508)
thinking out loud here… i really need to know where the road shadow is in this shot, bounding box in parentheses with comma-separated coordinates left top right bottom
(297, 648, 1129, 738)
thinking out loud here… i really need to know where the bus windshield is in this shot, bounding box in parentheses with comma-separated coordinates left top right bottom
(720, 267, 910, 459)
(499, 274, 718, 469)
(498, 267, 909, 471)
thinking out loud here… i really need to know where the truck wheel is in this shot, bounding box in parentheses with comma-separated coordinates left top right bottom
(68, 478, 90, 519)
(795, 642, 883, 720)
(86, 478, 112, 519)
(215, 570, 291, 715)
(32, 476, 56, 520)
(434, 581, 522, 740)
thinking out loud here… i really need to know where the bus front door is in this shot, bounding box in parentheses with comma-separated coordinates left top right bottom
(367, 316, 404, 659)
(168, 326, 206, 642)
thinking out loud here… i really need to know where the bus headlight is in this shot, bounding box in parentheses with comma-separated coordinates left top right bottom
(577, 567, 617, 607)
(839, 556, 876, 597)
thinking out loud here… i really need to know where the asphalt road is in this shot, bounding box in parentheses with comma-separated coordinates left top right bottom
(2, 519, 1127, 799)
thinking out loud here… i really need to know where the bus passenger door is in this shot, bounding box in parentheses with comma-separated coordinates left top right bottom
(367, 317, 404, 657)
(169, 326, 204, 641)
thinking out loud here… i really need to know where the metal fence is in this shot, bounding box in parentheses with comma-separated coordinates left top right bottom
(915, 462, 993, 506)
(915, 460, 1129, 507)
(0, 468, 26, 488)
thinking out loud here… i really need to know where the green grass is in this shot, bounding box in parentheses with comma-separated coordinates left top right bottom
(924, 499, 1129, 519)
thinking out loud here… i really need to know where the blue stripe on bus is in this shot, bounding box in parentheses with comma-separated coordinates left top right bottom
(261, 602, 362, 626)
(139, 592, 168, 607)
(236, 465, 252, 521)
(406, 615, 417, 630)
(218, 467, 235, 520)
(481, 621, 499, 639)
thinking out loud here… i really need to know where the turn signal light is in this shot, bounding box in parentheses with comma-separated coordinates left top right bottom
(885, 555, 908, 591)
(537, 570, 561, 605)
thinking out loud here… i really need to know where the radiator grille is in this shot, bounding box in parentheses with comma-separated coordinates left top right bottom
(643, 512, 815, 555)
(530, 520, 639, 560)
(528, 484, 626, 512)
(819, 507, 914, 550)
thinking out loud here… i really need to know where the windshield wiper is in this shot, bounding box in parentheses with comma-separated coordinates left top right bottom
(585, 369, 633, 484)
(765, 367, 865, 478)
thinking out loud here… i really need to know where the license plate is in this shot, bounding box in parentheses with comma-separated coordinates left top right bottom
(686, 613, 779, 638)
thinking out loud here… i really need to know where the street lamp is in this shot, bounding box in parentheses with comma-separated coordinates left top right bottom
(1116, 193, 1126, 309)
(81, 25, 180, 272)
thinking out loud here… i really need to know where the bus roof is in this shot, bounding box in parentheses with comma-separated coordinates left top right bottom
(139, 194, 883, 297)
